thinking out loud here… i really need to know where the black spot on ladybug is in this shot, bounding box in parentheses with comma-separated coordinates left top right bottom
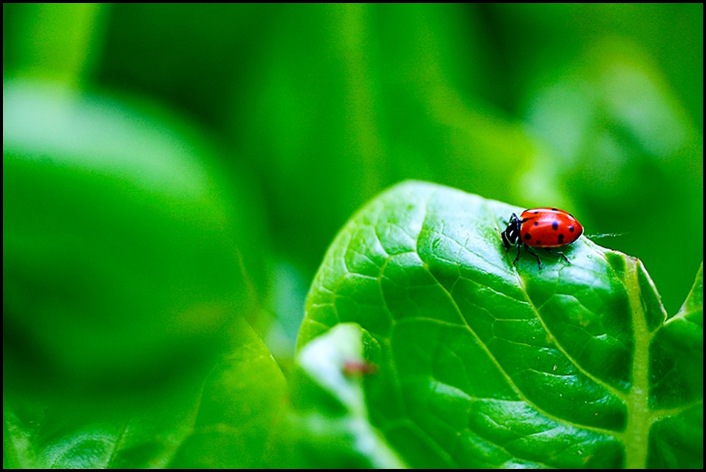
(524, 233, 532, 240)
(552, 221, 559, 230)
(534, 221, 539, 226)
(569, 225, 575, 232)
(533, 211, 539, 214)
(558, 234, 565, 244)
(551, 208, 558, 211)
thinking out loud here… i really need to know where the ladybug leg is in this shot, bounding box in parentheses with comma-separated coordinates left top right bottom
(543, 248, 570, 265)
(557, 251, 570, 264)
(524, 244, 542, 270)
(544, 248, 571, 265)
(512, 245, 522, 265)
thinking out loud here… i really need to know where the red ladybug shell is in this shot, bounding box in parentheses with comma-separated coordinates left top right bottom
(519, 207, 583, 248)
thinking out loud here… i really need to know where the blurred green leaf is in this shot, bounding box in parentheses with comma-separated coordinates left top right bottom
(485, 4, 703, 129)
(3, 3, 107, 86)
(233, 4, 549, 272)
(298, 181, 703, 468)
(3, 79, 266, 382)
(3, 317, 286, 469)
(97, 3, 272, 130)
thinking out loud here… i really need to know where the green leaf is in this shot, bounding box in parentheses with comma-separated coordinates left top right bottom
(298, 181, 703, 468)
(3, 317, 286, 469)
(3, 79, 265, 382)
(4, 3, 106, 85)
(647, 263, 703, 468)
(232, 4, 546, 271)
(281, 323, 407, 469)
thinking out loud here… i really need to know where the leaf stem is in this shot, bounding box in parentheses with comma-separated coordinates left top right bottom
(623, 258, 652, 469)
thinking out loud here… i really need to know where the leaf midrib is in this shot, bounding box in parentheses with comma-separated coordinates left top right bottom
(621, 259, 652, 469)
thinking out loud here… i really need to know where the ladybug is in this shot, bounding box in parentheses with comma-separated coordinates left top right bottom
(342, 359, 378, 377)
(501, 207, 583, 269)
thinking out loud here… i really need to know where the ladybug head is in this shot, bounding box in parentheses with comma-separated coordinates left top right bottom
(501, 213, 522, 250)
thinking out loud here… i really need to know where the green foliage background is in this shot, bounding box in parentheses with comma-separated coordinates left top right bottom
(3, 3, 703, 469)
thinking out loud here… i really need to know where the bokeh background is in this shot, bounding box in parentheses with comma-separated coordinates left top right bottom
(4, 4, 703, 380)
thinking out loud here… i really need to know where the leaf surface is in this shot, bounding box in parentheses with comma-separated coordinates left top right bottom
(298, 181, 703, 468)
(3, 318, 286, 469)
